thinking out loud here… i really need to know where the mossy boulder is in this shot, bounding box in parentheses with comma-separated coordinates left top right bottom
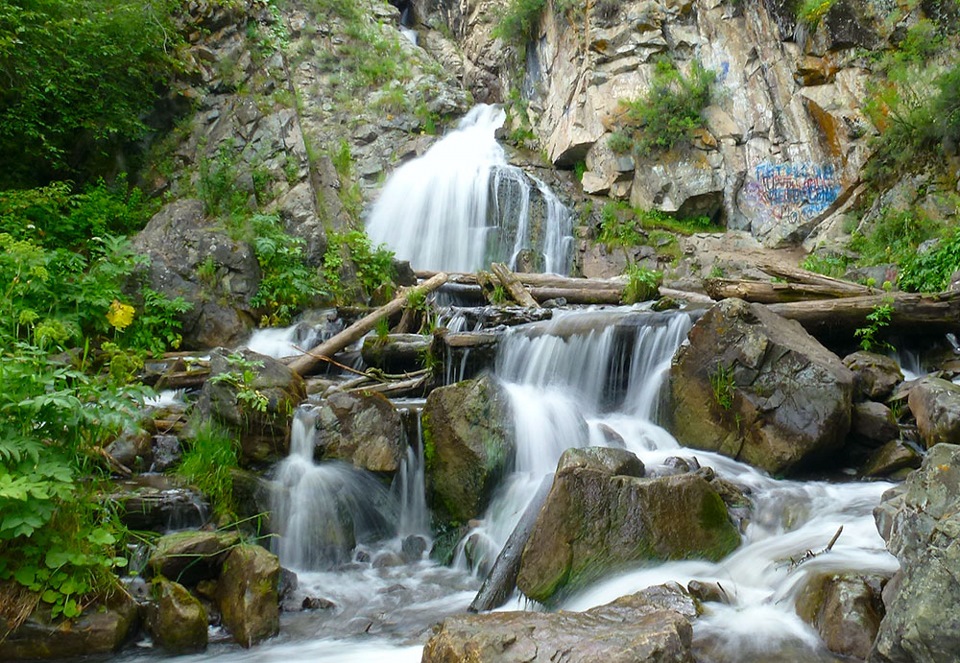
(216, 544, 280, 647)
(199, 348, 306, 465)
(147, 530, 240, 586)
(795, 572, 886, 661)
(669, 298, 855, 475)
(516, 448, 740, 604)
(146, 577, 208, 653)
(314, 390, 403, 473)
(422, 376, 515, 524)
(0, 590, 138, 660)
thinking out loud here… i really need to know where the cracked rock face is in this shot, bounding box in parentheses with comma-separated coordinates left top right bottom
(668, 298, 854, 475)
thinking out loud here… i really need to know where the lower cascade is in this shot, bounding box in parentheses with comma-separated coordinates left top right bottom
(135, 307, 891, 663)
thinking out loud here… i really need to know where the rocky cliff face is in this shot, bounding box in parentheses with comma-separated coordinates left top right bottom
(414, 0, 899, 248)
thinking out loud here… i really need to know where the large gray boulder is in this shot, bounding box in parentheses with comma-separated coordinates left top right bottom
(669, 298, 855, 475)
(314, 390, 403, 473)
(872, 443, 960, 662)
(907, 377, 960, 449)
(199, 348, 306, 465)
(422, 376, 515, 524)
(517, 448, 740, 604)
(796, 572, 887, 660)
(843, 352, 904, 400)
(132, 199, 260, 349)
(423, 583, 697, 663)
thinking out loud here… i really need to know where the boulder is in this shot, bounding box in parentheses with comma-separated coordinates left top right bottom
(795, 572, 886, 660)
(852, 401, 899, 446)
(517, 448, 740, 603)
(314, 390, 404, 473)
(0, 591, 138, 660)
(132, 199, 260, 349)
(147, 530, 240, 586)
(422, 376, 515, 524)
(216, 544, 281, 647)
(669, 298, 855, 475)
(842, 352, 903, 400)
(109, 475, 207, 532)
(907, 377, 960, 449)
(146, 578, 208, 652)
(859, 440, 922, 478)
(199, 348, 306, 465)
(423, 583, 696, 663)
(872, 444, 960, 662)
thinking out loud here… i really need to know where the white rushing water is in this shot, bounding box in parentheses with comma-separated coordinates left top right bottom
(365, 104, 573, 274)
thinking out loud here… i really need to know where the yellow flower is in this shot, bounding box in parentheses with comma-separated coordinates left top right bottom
(106, 300, 135, 331)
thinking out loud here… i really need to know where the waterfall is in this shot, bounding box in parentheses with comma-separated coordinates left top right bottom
(271, 405, 398, 570)
(393, 409, 430, 538)
(457, 309, 693, 573)
(365, 104, 573, 274)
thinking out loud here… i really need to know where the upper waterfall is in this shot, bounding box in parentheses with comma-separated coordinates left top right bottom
(365, 105, 573, 274)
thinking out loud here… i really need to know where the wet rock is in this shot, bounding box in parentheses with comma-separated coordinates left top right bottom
(372, 551, 404, 568)
(110, 476, 207, 532)
(555, 446, 644, 477)
(314, 390, 404, 473)
(199, 348, 305, 465)
(151, 434, 182, 472)
(216, 544, 280, 647)
(423, 583, 696, 663)
(907, 376, 960, 448)
(872, 443, 960, 661)
(148, 531, 240, 586)
(132, 199, 259, 349)
(422, 376, 516, 524)
(860, 440, 922, 478)
(0, 591, 139, 660)
(301, 596, 335, 610)
(669, 299, 855, 475)
(687, 579, 729, 604)
(843, 352, 903, 400)
(145, 578, 208, 653)
(401, 535, 429, 563)
(104, 429, 153, 472)
(361, 333, 431, 374)
(517, 448, 740, 603)
(796, 572, 886, 660)
(852, 401, 899, 446)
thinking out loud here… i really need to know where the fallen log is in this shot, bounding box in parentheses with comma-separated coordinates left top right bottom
(491, 263, 540, 308)
(704, 278, 871, 303)
(418, 269, 624, 291)
(468, 474, 554, 613)
(288, 272, 449, 377)
(758, 263, 878, 295)
(769, 291, 960, 335)
(529, 286, 623, 305)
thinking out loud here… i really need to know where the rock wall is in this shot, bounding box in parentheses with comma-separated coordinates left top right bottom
(436, 0, 900, 247)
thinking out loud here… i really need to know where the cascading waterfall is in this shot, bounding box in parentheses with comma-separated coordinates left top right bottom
(365, 104, 573, 274)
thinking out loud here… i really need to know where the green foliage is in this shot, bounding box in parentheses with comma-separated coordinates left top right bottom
(607, 131, 634, 154)
(800, 252, 851, 278)
(209, 354, 269, 414)
(176, 419, 240, 517)
(710, 363, 735, 410)
(622, 264, 663, 304)
(850, 207, 937, 266)
(598, 202, 644, 248)
(618, 59, 715, 156)
(855, 302, 895, 352)
(899, 226, 960, 292)
(249, 213, 325, 325)
(322, 230, 396, 303)
(197, 141, 250, 219)
(494, 0, 547, 46)
(0, 0, 183, 187)
(796, 0, 838, 27)
(598, 202, 718, 257)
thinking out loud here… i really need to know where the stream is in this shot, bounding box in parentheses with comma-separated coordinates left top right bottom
(115, 105, 898, 662)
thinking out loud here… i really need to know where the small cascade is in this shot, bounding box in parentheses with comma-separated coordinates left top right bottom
(271, 406, 397, 570)
(393, 408, 431, 538)
(365, 104, 573, 274)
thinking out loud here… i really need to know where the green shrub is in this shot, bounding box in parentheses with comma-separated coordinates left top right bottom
(607, 131, 634, 154)
(800, 252, 850, 278)
(618, 59, 715, 156)
(495, 0, 547, 46)
(899, 226, 960, 292)
(0, 0, 182, 187)
(850, 207, 937, 266)
(622, 264, 662, 304)
(322, 229, 396, 303)
(796, 0, 838, 27)
(176, 419, 240, 517)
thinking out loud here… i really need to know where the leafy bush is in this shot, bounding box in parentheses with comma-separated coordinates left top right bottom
(796, 0, 838, 27)
(176, 419, 240, 518)
(800, 252, 850, 278)
(0, 0, 182, 187)
(850, 207, 937, 266)
(622, 264, 663, 304)
(323, 230, 396, 302)
(618, 59, 715, 156)
(899, 226, 960, 292)
(494, 0, 547, 46)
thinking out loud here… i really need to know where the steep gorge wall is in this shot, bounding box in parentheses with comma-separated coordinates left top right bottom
(413, 0, 939, 248)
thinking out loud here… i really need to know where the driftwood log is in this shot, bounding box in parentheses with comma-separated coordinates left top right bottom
(288, 272, 449, 377)
(491, 262, 540, 308)
(704, 279, 873, 304)
(769, 291, 960, 335)
(758, 263, 878, 295)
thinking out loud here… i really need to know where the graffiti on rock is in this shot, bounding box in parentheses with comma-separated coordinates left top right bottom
(740, 162, 842, 227)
